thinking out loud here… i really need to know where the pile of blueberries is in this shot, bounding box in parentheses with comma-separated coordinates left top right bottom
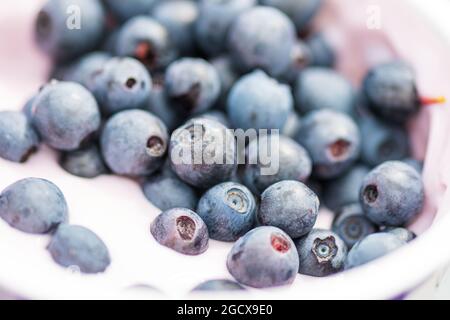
(0, 0, 433, 290)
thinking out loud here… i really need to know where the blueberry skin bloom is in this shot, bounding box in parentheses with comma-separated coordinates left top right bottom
(192, 279, 245, 292)
(197, 182, 256, 242)
(360, 161, 424, 227)
(35, 0, 105, 62)
(228, 6, 296, 77)
(227, 70, 293, 131)
(195, 0, 256, 57)
(150, 208, 209, 255)
(297, 110, 361, 179)
(227, 226, 299, 288)
(0, 111, 39, 163)
(152, 0, 199, 56)
(143, 172, 198, 211)
(104, 0, 158, 22)
(33, 81, 101, 151)
(89, 57, 152, 116)
(47, 224, 111, 274)
(258, 181, 319, 239)
(345, 232, 406, 269)
(62, 51, 111, 88)
(295, 67, 355, 115)
(363, 61, 420, 123)
(115, 16, 177, 71)
(60, 145, 108, 179)
(295, 229, 347, 277)
(0, 178, 68, 234)
(169, 118, 236, 188)
(332, 203, 377, 249)
(165, 58, 221, 115)
(101, 110, 168, 176)
(242, 136, 312, 195)
(384, 227, 416, 243)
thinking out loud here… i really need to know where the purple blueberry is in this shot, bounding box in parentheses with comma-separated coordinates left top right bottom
(295, 229, 347, 277)
(60, 145, 108, 179)
(150, 208, 209, 255)
(0, 178, 68, 234)
(192, 279, 246, 292)
(197, 182, 256, 242)
(360, 161, 424, 227)
(101, 110, 168, 176)
(258, 181, 319, 239)
(227, 226, 299, 288)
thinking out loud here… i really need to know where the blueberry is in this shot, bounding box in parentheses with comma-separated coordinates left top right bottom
(332, 203, 377, 249)
(0, 111, 39, 163)
(258, 181, 319, 238)
(323, 164, 370, 211)
(195, 0, 256, 57)
(363, 61, 420, 123)
(295, 67, 355, 115)
(0, 178, 68, 234)
(101, 110, 168, 176)
(35, 0, 105, 62)
(89, 57, 152, 115)
(279, 40, 312, 84)
(295, 229, 347, 277)
(47, 224, 110, 273)
(33, 81, 101, 151)
(228, 6, 296, 77)
(169, 118, 236, 188)
(22, 96, 37, 122)
(306, 32, 335, 67)
(197, 182, 256, 242)
(297, 110, 361, 179)
(242, 136, 312, 195)
(195, 110, 231, 128)
(165, 58, 221, 115)
(227, 70, 293, 131)
(345, 232, 406, 269)
(384, 227, 416, 243)
(147, 86, 183, 132)
(211, 55, 240, 110)
(192, 279, 246, 292)
(260, 0, 322, 32)
(143, 172, 198, 211)
(282, 112, 303, 138)
(152, 0, 199, 56)
(360, 161, 424, 226)
(61, 51, 111, 88)
(150, 208, 209, 255)
(402, 158, 423, 173)
(115, 16, 177, 71)
(227, 226, 299, 288)
(104, 0, 158, 22)
(60, 145, 108, 179)
(358, 115, 410, 166)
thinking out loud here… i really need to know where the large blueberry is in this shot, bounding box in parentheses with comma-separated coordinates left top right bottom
(60, 145, 108, 179)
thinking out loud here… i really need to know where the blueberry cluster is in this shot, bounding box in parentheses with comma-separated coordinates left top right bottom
(0, 0, 433, 290)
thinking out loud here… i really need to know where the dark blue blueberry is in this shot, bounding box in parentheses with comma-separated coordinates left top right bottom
(0, 111, 39, 163)
(360, 161, 424, 227)
(332, 203, 377, 249)
(170, 118, 236, 188)
(47, 224, 111, 273)
(228, 6, 296, 77)
(197, 182, 256, 242)
(0, 178, 68, 234)
(297, 110, 361, 179)
(104, 0, 158, 22)
(306, 32, 335, 67)
(384, 227, 416, 243)
(192, 279, 246, 292)
(60, 145, 108, 179)
(143, 172, 199, 211)
(101, 109, 168, 176)
(242, 136, 312, 195)
(165, 58, 221, 115)
(35, 0, 105, 62)
(323, 164, 370, 211)
(295, 229, 347, 277)
(150, 208, 209, 255)
(61, 51, 111, 88)
(147, 86, 183, 132)
(195, 0, 256, 57)
(89, 57, 152, 115)
(115, 16, 177, 71)
(295, 67, 355, 115)
(152, 0, 199, 56)
(363, 61, 420, 123)
(227, 70, 293, 131)
(258, 180, 319, 238)
(227, 226, 299, 288)
(358, 115, 410, 166)
(345, 232, 406, 268)
(33, 81, 101, 151)
(211, 55, 239, 110)
(402, 158, 423, 173)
